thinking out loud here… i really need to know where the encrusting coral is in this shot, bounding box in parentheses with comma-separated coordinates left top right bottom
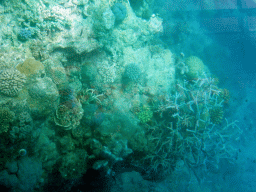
(16, 57, 44, 77)
(0, 69, 26, 97)
(0, 107, 15, 134)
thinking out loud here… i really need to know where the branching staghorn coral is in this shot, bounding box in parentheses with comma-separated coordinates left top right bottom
(135, 75, 242, 178)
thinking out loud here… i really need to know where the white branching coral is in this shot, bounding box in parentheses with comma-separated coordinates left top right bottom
(98, 61, 117, 83)
(0, 69, 26, 96)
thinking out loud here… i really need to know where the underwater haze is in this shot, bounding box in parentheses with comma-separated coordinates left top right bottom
(0, 0, 255, 191)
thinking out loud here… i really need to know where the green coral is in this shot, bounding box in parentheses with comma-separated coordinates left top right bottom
(0, 107, 15, 134)
(137, 106, 153, 124)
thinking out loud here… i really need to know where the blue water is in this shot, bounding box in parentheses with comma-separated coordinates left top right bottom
(154, 1, 256, 191)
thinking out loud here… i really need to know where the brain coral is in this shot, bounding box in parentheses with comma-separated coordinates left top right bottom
(0, 69, 26, 97)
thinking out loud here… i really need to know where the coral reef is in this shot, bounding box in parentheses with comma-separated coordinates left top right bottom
(111, 3, 127, 24)
(0, 0, 242, 190)
(54, 102, 84, 130)
(18, 28, 32, 41)
(9, 112, 33, 141)
(98, 61, 117, 83)
(0, 157, 43, 191)
(185, 56, 210, 80)
(88, 137, 132, 173)
(0, 107, 15, 134)
(136, 106, 153, 124)
(209, 106, 224, 124)
(47, 67, 68, 86)
(0, 69, 26, 97)
(149, 14, 163, 34)
(59, 86, 77, 109)
(123, 63, 141, 83)
(59, 149, 88, 179)
(27, 77, 59, 117)
(102, 7, 115, 30)
(35, 129, 59, 172)
(143, 77, 240, 177)
(220, 88, 230, 104)
(16, 57, 45, 78)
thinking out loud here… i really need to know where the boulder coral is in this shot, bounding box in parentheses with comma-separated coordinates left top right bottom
(185, 56, 210, 80)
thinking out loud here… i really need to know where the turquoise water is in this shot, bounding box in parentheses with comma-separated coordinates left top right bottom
(0, 0, 255, 191)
